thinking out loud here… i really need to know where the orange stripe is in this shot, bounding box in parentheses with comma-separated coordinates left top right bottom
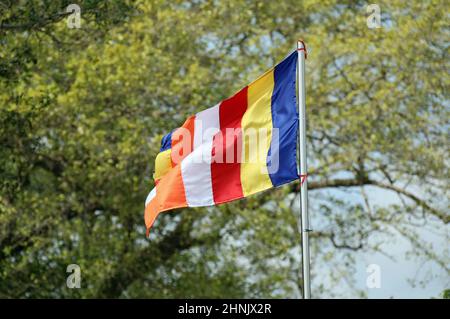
(171, 116, 195, 166)
(146, 117, 193, 235)
(157, 163, 187, 211)
(144, 197, 159, 233)
(145, 163, 187, 235)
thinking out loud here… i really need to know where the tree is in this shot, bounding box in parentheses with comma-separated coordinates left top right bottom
(0, 0, 448, 298)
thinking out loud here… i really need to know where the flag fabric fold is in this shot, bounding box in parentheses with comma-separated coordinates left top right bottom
(144, 51, 299, 235)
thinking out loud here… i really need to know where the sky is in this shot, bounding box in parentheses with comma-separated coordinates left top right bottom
(342, 186, 448, 298)
(356, 226, 449, 298)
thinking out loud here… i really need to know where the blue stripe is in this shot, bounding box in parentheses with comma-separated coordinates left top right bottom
(160, 131, 173, 152)
(267, 51, 299, 186)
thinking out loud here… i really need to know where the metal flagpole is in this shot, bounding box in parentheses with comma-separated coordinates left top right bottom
(297, 39, 311, 299)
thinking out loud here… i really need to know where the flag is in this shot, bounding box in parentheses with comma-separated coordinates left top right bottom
(144, 51, 298, 236)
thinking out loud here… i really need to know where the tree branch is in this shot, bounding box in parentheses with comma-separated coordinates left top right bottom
(367, 180, 449, 223)
(309, 179, 360, 190)
(292, 177, 448, 223)
(0, 12, 72, 32)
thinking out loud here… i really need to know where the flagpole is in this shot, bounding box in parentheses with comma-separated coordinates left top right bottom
(297, 39, 311, 299)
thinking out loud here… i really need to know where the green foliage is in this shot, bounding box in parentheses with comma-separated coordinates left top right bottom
(0, 0, 448, 298)
(443, 289, 450, 299)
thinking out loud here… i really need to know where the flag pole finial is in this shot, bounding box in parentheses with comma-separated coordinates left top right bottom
(297, 39, 307, 59)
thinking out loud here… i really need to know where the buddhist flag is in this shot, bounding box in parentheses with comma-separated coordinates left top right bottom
(144, 51, 299, 236)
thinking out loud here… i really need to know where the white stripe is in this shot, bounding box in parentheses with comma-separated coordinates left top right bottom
(181, 141, 215, 206)
(145, 187, 156, 206)
(193, 103, 220, 149)
(182, 103, 220, 206)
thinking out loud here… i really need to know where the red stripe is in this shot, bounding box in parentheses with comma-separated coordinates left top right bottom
(211, 87, 248, 204)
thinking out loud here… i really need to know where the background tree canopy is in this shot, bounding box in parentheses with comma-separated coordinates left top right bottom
(0, 0, 448, 298)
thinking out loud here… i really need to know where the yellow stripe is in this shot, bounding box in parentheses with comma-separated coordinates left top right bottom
(240, 68, 275, 196)
(153, 149, 172, 180)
